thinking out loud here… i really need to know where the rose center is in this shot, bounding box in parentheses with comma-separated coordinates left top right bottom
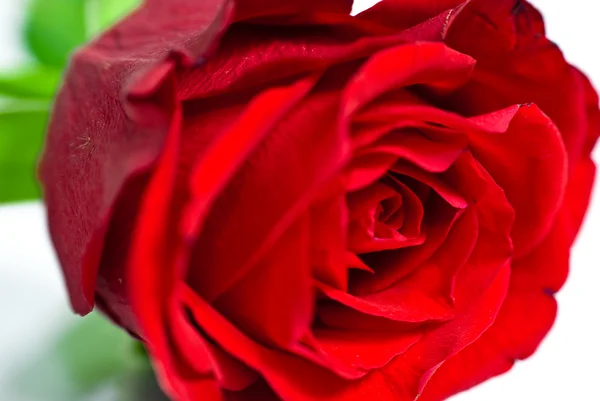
(346, 175, 427, 255)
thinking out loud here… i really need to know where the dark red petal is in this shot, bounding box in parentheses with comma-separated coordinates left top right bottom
(39, 0, 234, 315)
(179, 27, 406, 100)
(392, 163, 468, 209)
(318, 305, 423, 333)
(95, 172, 149, 334)
(357, 0, 464, 31)
(232, 0, 353, 21)
(390, 178, 425, 237)
(224, 379, 281, 401)
(346, 252, 374, 273)
(467, 104, 567, 258)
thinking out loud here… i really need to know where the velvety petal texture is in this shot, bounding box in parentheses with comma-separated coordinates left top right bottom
(40, 0, 598, 401)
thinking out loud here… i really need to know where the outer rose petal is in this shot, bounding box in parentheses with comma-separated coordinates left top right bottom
(232, 0, 353, 20)
(145, 0, 353, 22)
(443, 0, 595, 170)
(467, 104, 568, 258)
(357, 0, 463, 31)
(178, 28, 411, 101)
(39, 0, 234, 315)
(418, 158, 596, 401)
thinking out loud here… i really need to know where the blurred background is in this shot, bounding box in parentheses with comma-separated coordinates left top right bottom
(0, 0, 598, 400)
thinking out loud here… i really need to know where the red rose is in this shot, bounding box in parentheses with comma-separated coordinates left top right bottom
(40, 0, 599, 400)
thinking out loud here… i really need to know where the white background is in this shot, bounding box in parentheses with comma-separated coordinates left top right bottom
(0, 0, 599, 400)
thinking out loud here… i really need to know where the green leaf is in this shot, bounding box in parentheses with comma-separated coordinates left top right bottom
(5, 312, 158, 401)
(24, 0, 87, 67)
(0, 67, 62, 100)
(91, 0, 142, 37)
(55, 312, 150, 391)
(24, 0, 142, 66)
(0, 106, 50, 203)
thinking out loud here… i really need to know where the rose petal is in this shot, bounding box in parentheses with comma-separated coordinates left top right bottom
(443, 152, 514, 308)
(213, 216, 313, 348)
(396, 205, 478, 305)
(95, 172, 149, 334)
(467, 104, 567, 258)
(309, 327, 423, 371)
(357, 128, 466, 173)
(392, 163, 468, 209)
(224, 379, 280, 401)
(443, 0, 599, 169)
(179, 28, 408, 100)
(316, 280, 454, 323)
(299, 263, 510, 401)
(418, 157, 596, 401)
(353, 199, 460, 294)
(179, 379, 224, 401)
(186, 88, 345, 302)
(39, 0, 234, 315)
(310, 191, 349, 291)
(126, 69, 190, 398)
(342, 42, 475, 119)
(232, 0, 353, 21)
(357, 0, 464, 32)
(180, 283, 366, 401)
(346, 179, 424, 253)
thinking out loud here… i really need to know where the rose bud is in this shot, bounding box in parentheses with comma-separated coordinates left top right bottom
(40, 0, 599, 400)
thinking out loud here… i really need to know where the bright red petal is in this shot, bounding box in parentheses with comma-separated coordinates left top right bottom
(185, 88, 343, 303)
(443, 0, 598, 170)
(213, 216, 314, 348)
(418, 158, 596, 401)
(467, 104, 568, 258)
